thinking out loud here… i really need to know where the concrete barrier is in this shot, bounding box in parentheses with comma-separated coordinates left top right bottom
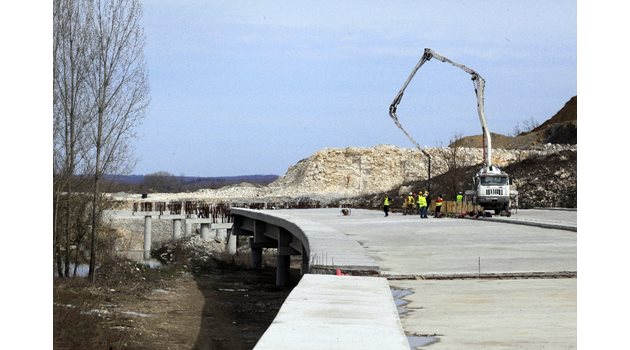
(254, 274, 409, 350)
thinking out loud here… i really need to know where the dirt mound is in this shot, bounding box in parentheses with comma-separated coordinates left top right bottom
(451, 96, 577, 149)
(504, 150, 577, 208)
(346, 149, 577, 209)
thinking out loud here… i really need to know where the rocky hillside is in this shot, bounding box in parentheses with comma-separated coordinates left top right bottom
(112, 96, 577, 209)
(266, 144, 575, 199)
(452, 96, 577, 149)
(348, 148, 576, 209)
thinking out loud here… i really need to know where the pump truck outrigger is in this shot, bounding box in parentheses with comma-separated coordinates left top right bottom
(388, 48, 515, 216)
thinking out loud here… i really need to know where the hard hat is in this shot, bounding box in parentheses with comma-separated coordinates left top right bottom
(409, 192, 412, 195)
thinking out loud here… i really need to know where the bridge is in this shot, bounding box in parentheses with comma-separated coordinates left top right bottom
(230, 207, 577, 349)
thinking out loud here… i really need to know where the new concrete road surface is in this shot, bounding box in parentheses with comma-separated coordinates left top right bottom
(255, 274, 410, 350)
(390, 278, 576, 349)
(264, 208, 577, 349)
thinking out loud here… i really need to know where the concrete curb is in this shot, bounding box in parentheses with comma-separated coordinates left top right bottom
(469, 216, 577, 232)
(532, 207, 577, 212)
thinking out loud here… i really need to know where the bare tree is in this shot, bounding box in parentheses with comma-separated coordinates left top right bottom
(434, 133, 468, 197)
(85, 0, 149, 283)
(512, 116, 540, 136)
(53, 0, 94, 277)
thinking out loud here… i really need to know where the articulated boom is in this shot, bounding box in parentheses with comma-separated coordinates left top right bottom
(389, 48, 493, 170)
(388, 48, 513, 214)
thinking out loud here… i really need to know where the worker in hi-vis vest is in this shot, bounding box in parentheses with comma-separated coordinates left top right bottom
(435, 194, 444, 218)
(418, 192, 428, 218)
(383, 195, 391, 217)
(404, 192, 415, 215)
(456, 192, 463, 202)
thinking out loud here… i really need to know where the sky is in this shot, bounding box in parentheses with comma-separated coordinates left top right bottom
(135, 0, 577, 177)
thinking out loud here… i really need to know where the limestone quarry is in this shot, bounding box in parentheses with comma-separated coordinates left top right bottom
(111, 96, 577, 209)
(111, 143, 576, 208)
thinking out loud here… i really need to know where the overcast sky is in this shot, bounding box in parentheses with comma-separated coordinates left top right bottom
(135, 0, 576, 177)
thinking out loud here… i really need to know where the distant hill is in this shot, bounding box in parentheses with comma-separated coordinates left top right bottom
(102, 174, 279, 193)
(450, 96, 577, 149)
(104, 174, 279, 185)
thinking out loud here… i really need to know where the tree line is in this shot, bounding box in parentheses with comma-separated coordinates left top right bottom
(53, 0, 149, 282)
(105, 172, 280, 193)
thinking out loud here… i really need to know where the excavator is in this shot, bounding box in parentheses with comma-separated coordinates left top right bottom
(388, 48, 513, 216)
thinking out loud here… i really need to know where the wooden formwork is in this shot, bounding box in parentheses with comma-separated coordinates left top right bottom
(429, 201, 481, 217)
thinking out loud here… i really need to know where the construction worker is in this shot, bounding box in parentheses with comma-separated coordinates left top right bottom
(435, 194, 444, 218)
(404, 192, 415, 215)
(418, 191, 428, 218)
(383, 195, 391, 217)
(456, 192, 463, 203)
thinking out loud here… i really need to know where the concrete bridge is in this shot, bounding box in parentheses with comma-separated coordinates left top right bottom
(137, 211, 235, 260)
(230, 208, 577, 349)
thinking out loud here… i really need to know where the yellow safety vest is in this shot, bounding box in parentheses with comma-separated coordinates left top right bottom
(436, 198, 443, 207)
(456, 194, 463, 202)
(407, 196, 415, 205)
(418, 196, 427, 207)
(384, 197, 390, 206)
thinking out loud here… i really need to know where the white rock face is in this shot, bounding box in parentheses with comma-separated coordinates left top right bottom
(110, 144, 576, 204)
(264, 144, 576, 198)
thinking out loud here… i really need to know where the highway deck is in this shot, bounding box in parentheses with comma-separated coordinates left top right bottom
(239, 208, 577, 349)
(255, 274, 410, 350)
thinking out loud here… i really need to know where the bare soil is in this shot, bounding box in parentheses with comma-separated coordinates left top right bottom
(53, 252, 296, 349)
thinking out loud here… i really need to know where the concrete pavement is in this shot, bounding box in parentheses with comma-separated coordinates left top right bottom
(251, 208, 576, 349)
(271, 208, 576, 277)
(255, 274, 410, 350)
(390, 278, 576, 349)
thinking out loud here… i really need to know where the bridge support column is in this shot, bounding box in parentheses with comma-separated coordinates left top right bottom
(216, 228, 227, 242)
(276, 228, 291, 287)
(185, 221, 192, 237)
(200, 223, 210, 241)
(143, 215, 152, 260)
(301, 245, 309, 274)
(249, 237, 263, 269)
(172, 219, 182, 240)
(226, 230, 237, 255)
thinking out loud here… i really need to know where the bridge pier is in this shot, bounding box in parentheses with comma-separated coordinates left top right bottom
(172, 219, 182, 240)
(249, 237, 263, 269)
(301, 245, 309, 274)
(200, 223, 210, 241)
(143, 215, 152, 260)
(185, 221, 192, 236)
(276, 228, 292, 287)
(215, 228, 227, 242)
(226, 230, 237, 255)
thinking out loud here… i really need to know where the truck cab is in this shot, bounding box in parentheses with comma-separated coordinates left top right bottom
(473, 166, 511, 214)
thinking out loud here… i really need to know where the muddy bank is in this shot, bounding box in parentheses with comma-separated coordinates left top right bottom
(54, 250, 297, 349)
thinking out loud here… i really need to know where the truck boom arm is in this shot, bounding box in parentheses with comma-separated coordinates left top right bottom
(389, 48, 493, 169)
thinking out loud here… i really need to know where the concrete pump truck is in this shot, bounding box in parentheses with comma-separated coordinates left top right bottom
(388, 48, 514, 216)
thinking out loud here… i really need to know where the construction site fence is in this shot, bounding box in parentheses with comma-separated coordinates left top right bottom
(131, 200, 354, 222)
(130, 200, 503, 220)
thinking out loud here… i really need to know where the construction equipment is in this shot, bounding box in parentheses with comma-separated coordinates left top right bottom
(388, 48, 512, 216)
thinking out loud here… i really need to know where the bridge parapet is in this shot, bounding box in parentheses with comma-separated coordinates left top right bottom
(230, 208, 379, 286)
